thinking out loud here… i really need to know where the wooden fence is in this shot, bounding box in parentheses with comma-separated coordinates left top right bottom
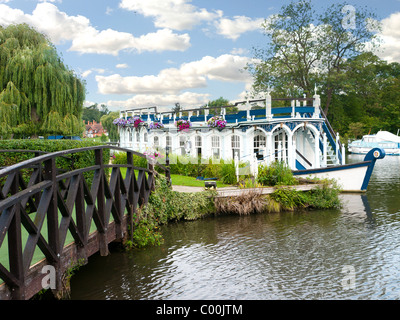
(0, 146, 170, 300)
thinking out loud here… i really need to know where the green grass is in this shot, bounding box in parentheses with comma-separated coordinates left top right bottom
(170, 174, 231, 187)
(118, 167, 232, 187)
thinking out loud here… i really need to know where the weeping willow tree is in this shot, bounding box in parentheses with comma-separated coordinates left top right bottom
(0, 23, 85, 138)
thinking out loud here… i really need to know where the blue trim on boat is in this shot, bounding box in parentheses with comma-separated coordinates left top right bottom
(292, 161, 370, 175)
(360, 148, 385, 191)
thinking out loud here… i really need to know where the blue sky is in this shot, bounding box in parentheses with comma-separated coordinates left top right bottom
(0, 0, 399, 112)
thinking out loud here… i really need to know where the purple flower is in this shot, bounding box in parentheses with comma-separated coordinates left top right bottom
(207, 116, 226, 129)
(113, 118, 128, 127)
(149, 121, 164, 129)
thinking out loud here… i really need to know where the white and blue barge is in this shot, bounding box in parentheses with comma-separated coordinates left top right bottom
(116, 92, 384, 192)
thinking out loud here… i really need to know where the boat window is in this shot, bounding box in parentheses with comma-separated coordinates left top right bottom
(231, 135, 240, 159)
(211, 136, 220, 159)
(195, 135, 202, 157)
(180, 136, 187, 155)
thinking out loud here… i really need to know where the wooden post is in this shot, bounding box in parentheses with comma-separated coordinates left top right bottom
(8, 172, 24, 300)
(43, 157, 62, 297)
(95, 148, 109, 256)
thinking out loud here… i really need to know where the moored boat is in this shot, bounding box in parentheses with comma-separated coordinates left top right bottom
(115, 91, 385, 192)
(293, 147, 385, 192)
(348, 131, 400, 155)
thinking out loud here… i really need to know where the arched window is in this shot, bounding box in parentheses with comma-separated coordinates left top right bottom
(254, 131, 266, 160)
(231, 135, 240, 159)
(179, 135, 187, 155)
(211, 136, 220, 159)
(195, 135, 202, 157)
(154, 136, 159, 149)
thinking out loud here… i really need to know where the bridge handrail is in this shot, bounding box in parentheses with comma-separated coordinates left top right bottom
(0, 145, 170, 300)
(0, 145, 169, 178)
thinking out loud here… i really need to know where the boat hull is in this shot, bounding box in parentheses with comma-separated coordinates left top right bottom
(293, 148, 385, 192)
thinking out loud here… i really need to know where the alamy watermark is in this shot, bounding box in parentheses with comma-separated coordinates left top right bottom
(341, 265, 356, 290)
(341, 5, 356, 30)
(41, 265, 56, 290)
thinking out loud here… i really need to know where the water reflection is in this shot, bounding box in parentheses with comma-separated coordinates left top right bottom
(70, 155, 400, 300)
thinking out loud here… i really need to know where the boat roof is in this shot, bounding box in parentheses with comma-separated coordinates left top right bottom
(375, 131, 400, 143)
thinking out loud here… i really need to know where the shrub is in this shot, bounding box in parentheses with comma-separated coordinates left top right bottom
(127, 176, 216, 248)
(257, 161, 298, 186)
(112, 151, 147, 168)
(220, 161, 237, 184)
(0, 139, 110, 187)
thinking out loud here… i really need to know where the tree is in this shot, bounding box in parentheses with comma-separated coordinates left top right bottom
(82, 103, 109, 123)
(201, 97, 238, 114)
(100, 111, 119, 142)
(0, 24, 85, 137)
(248, 0, 379, 115)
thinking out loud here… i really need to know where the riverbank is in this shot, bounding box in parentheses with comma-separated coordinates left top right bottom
(127, 176, 341, 249)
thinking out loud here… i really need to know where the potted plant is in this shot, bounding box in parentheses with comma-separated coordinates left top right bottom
(207, 116, 227, 131)
(175, 119, 191, 132)
(149, 121, 164, 130)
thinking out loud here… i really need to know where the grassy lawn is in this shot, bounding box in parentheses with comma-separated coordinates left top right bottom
(118, 167, 232, 187)
(170, 174, 231, 187)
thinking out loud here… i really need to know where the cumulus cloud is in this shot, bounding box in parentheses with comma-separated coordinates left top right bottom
(119, 0, 222, 31)
(376, 12, 400, 63)
(0, 2, 191, 55)
(96, 54, 253, 95)
(214, 16, 264, 40)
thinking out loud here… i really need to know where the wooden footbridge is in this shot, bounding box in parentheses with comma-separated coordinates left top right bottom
(0, 146, 170, 300)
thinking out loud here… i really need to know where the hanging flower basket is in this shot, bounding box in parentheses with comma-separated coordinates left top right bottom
(149, 121, 164, 130)
(175, 119, 191, 132)
(128, 116, 144, 128)
(113, 118, 128, 127)
(207, 116, 227, 130)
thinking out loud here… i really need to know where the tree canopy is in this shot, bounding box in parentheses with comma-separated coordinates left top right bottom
(0, 23, 85, 138)
(248, 0, 380, 115)
(247, 0, 400, 138)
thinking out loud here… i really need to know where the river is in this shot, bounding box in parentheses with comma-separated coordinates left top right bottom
(70, 154, 400, 300)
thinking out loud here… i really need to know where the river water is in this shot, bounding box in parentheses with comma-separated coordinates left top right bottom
(70, 155, 400, 300)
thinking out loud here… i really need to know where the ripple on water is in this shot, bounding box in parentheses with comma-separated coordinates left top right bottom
(70, 156, 400, 300)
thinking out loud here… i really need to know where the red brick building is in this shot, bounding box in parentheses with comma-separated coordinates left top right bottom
(84, 120, 108, 138)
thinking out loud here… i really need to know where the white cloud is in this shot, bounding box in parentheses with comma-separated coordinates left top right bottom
(0, 3, 191, 55)
(107, 92, 211, 110)
(119, 0, 222, 31)
(376, 12, 400, 63)
(81, 68, 106, 78)
(96, 54, 252, 95)
(214, 16, 264, 40)
(116, 64, 129, 69)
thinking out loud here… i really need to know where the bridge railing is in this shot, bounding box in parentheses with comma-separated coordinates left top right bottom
(0, 145, 170, 300)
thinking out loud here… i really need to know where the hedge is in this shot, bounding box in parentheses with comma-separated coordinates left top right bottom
(0, 139, 111, 186)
